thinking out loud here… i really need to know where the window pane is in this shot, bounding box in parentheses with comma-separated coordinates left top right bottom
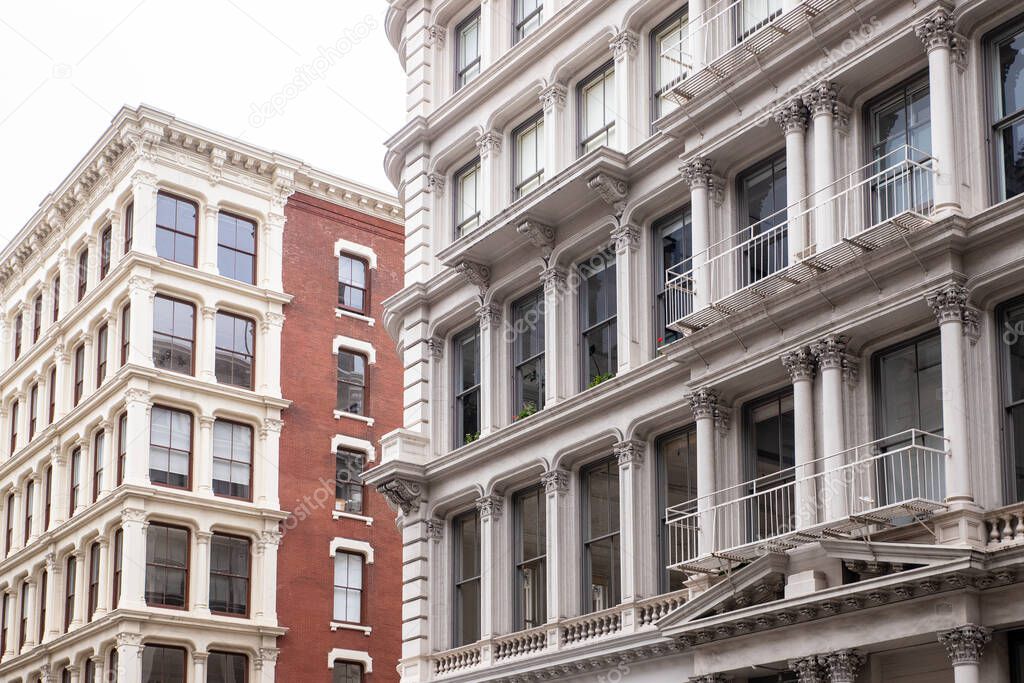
(999, 29, 1024, 119)
(142, 645, 186, 683)
(208, 652, 247, 683)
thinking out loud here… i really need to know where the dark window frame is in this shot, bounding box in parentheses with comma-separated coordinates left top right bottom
(985, 16, 1024, 202)
(141, 644, 188, 682)
(333, 550, 365, 624)
(512, 484, 546, 630)
(112, 527, 123, 608)
(77, 248, 89, 302)
(336, 350, 368, 416)
(47, 366, 56, 424)
(148, 405, 194, 491)
(144, 524, 190, 610)
(577, 61, 616, 156)
(652, 205, 693, 346)
(155, 192, 199, 267)
(99, 226, 112, 280)
(512, 112, 545, 199)
(73, 344, 85, 406)
(96, 323, 108, 386)
(335, 448, 365, 515)
(452, 509, 481, 646)
(216, 210, 258, 285)
(64, 554, 76, 632)
(69, 447, 81, 515)
(208, 651, 249, 683)
(337, 253, 370, 315)
(152, 295, 196, 376)
(578, 252, 618, 389)
(650, 8, 689, 125)
(513, 0, 543, 43)
(13, 312, 22, 360)
(32, 293, 42, 343)
(214, 311, 256, 390)
(124, 201, 134, 254)
(28, 383, 38, 441)
(580, 456, 621, 614)
(511, 289, 545, 414)
(454, 9, 482, 91)
(655, 424, 698, 594)
(453, 325, 481, 447)
(209, 533, 251, 617)
(92, 430, 105, 504)
(212, 419, 253, 501)
(51, 275, 60, 322)
(453, 157, 482, 239)
(9, 400, 19, 455)
(117, 412, 127, 486)
(87, 541, 100, 619)
(120, 302, 131, 366)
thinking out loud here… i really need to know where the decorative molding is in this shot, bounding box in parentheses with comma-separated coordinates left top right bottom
(773, 98, 810, 134)
(541, 468, 569, 494)
(611, 224, 640, 253)
(516, 219, 555, 257)
(377, 478, 423, 516)
(475, 131, 502, 157)
(781, 346, 816, 382)
(614, 439, 645, 466)
(428, 337, 445, 360)
(424, 24, 446, 47)
(540, 83, 568, 111)
(610, 30, 639, 58)
(810, 334, 849, 371)
(938, 623, 992, 666)
(689, 387, 729, 433)
(789, 656, 825, 683)
(476, 303, 502, 328)
(456, 260, 491, 297)
(802, 81, 841, 117)
(426, 172, 446, 196)
(926, 283, 971, 327)
(587, 173, 629, 218)
(425, 518, 444, 541)
(915, 7, 957, 52)
(475, 494, 504, 520)
(680, 157, 714, 189)
(541, 266, 568, 293)
(821, 650, 865, 683)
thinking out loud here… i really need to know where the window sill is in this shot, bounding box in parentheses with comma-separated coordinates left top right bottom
(335, 308, 375, 326)
(331, 621, 372, 636)
(334, 410, 374, 426)
(333, 510, 374, 525)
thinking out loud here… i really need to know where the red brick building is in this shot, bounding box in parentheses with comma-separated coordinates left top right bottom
(277, 185, 404, 682)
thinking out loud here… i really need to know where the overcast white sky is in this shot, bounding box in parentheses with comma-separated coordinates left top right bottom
(0, 0, 405, 244)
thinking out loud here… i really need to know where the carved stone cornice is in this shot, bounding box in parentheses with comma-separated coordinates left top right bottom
(610, 30, 639, 58)
(781, 347, 816, 382)
(377, 478, 423, 516)
(611, 224, 640, 253)
(680, 157, 714, 189)
(516, 219, 555, 257)
(821, 650, 865, 683)
(938, 623, 991, 666)
(789, 656, 825, 683)
(802, 81, 841, 117)
(810, 334, 849, 372)
(456, 260, 491, 297)
(587, 173, 629, 218)
(475, 494, 504, 520)
(926, 284, 976, 338)
(613, 439, 645, 466)
(540, 83, 567, 111)
(115, 631, 142, 647)
(541, 468, 569, 494)
(773, 98, 810, 134)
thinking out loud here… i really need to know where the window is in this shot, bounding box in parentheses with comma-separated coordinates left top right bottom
(43, 466, 52, 530)
(48, 366, 56, 424)
(453, 326, 481, 445)
(455, 10, 481, 90)
(13, 312, 22, 360)
(335, 448, 365, 514)
(657, 426, 697, 592)
(96, 323, 108, 386)
(453, 158, 481, 238)
(212, 420, 252, 500)
(215, 312, 255, 389)
(112, 528, 123, 609)
(84, 660, 96, 683)
(4, 493, 13, 554)
(991, 19, 1024, 200)
(1003, 297, 1024, 501)
(88, 541, 101, 618)
(22, 480, 33, 543)
(217, 212, 257, 284)
(38, 570, 47, 642)
(73, 344, 85, 406)
(337, 350, 367, 415)
(32, 294, 41, 343)
(117, 413, 127, 486)
(866, 74, 932, 222)
(582, 457, 620, 613)
(654, 206, 692, 345)
(513, 486, 546, 629)
(736, 0, 782, 41)
(579, 63, 615, 154)
(120, 303, 131, 366)
(145, 525, 189, 608)
(109, 651, 118, 683)
(210, 534, 250, 616)
(93, 431, 105, 503)
(208, 652, 248, 683)
(155, 193, 198, 267)
(18, 581, 27, 650)
(333, 662, 363, 683)
(124, 201, 134, 253)
(513, 114, 545, 198)
(52, 275, 60, 322)
(338, 254, 369, 314)
(64, 554, 76, 631)
(744, 391, 795, 541)
(514, 0, 542, 42)
(453, 510, 481, 646)
(149, 406, 192, 489)
(9, 400, 19, 454)
(737, 152, 788, 286)
(153, 296, 195, 375)
(100, 226, 112, 279)
(333, 551, 363, 623)
(652, 10, 688, 121)
(0, 593, 7, 655)
(579, 253, 617, 388)
(77, 248, 89, 301)
(511, 290, 545, 415)
(28, 384, 38, 440)
(141, 645, 187, 682)
(69, 447, 81, 515)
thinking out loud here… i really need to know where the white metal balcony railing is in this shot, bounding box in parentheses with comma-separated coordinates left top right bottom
(666, 430, 948, 574)
(665, 146, 936, 333)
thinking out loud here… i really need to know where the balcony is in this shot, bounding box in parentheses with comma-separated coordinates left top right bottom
(666, 430, 948, 575)
(665, 146, 936, 334)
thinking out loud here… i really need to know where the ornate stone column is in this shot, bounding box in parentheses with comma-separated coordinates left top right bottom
(916, 7, 961, 214)
(615, 440, 646, 602)
(255, 530, 282, 625)
(194, 531, 212, 615)
(116, 632, 143, 681)
(199, 306, 216, 382)
(812, 334, 854, 521)
(542, 267, 568, 407)
(782, 347, 817, 528)
(192, 652, 209, 683)
(612, 224, 642, 372)
(119, 509, 147, 609)
(260, 312, 284, 398)
(926, 283, 973, 504)
(476, 494, 502, 641)
(43, 553, 61, 641)
(541, 84, 567, 177)
(201, 207, 219, 274)
(21, 576, 37, 652)
(774, 98, 810, 262)
(70, 548, 86, 629)
(477, 303, 503, 435)
(789, 654, 825, 683)
(256, 647, 280, 683)
(611, 30, 639, 151)
(542, 468, 570, 623)
(939, 623, 991, 683)
(126, 275, 155, 367)
(690, 388, 727, 555)
(129, 170, 159, 257)
(1, 587, 16, 659)
(681, 158, 714, 311)
(197, 415, 214, 497)
(258, 418, 283, 509)
(821, 649, 865, 683)
(88, 655, 104, 683)
(803, 81, 840, 251)
(476, 131, 503, 222)
(123, 388, 152, 487)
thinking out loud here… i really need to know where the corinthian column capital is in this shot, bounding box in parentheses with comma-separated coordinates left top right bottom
(938, 623, 992, 666)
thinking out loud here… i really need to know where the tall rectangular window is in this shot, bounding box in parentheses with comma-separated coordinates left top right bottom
(96, 324, 108, 386)
(1003, 297, 1024, 501)
(335, 448, 365, 514)
(120, 303, 131, 366)
(454, 326, 481, 445)
(92, 431, 105, 503)
(215, 312, 255, 389)
(513, 0, 543, 42)
(153, 296, 195, 375)
(9, 400, 18, 454)
(77, 249, 89, 301)
(991, 19, 1024, 201)
(52, 275, 60, 322)
(124, 202, 134, 254)
(513, 113, 545, 198)
(38, 571, 47, 642)
(737, 152, 788, 286)
(736, 0, 782, 41)
(48, 366, 56, 424)
(145, 525, 189, 608)
(100, 226, 112, 279)
(208, 652, 248, 683)
(652, 10, 688, 121)
(13, 313, 22, 360)
(64, 554, 76, 631)
(149, 406, 192, 489)
(511, 290, 545, 415)
(455, 10, 481, 90)
(336, 351, 367, 415)
(655, 206, 693, 346)
(23, 480, 33, 543)
(578, 63, 615, 155)
(333, 662, 363, 683)
(112, 528, 123, 609)
(28, 383, 38, 440)
(579, 253, 617, 388)
(453, 158, 481, 238)
(4, 493, 12, 554)
(43, 466, 51, 530)
(744, 391, 796, 541)
(117, 413, 127, 486)
(658, 426, 697, 592)
(32, 294, 42, 343)
(582, 457, 620, 613)
(18, 582, 27, 650)
(875, 333, 943, 440)
(867, 74, 931, 222)
(212, 420, 252, 500)
(453, 510, 481, 646)
(513, 486, 546, 629)
(69, 447, 81, 515)
(333, 551, 363, 623)
(338, 254, 369, 314)
(73, 344, 85, 406)
(156, 193, 198, 267)
(87, 541, 100, 618)
(141, 645, 187, 682)
(210, 534, 250, 616)
(217, 212, 257, 284)
(1, 593, 7, 654)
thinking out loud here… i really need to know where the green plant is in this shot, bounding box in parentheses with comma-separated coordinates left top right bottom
(515, 401, 538, 421)
(464, 432, 480, 445)
(588, 372, 615, 389)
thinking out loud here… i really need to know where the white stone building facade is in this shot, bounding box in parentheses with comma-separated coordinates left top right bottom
(372, 0, 1024, 681)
